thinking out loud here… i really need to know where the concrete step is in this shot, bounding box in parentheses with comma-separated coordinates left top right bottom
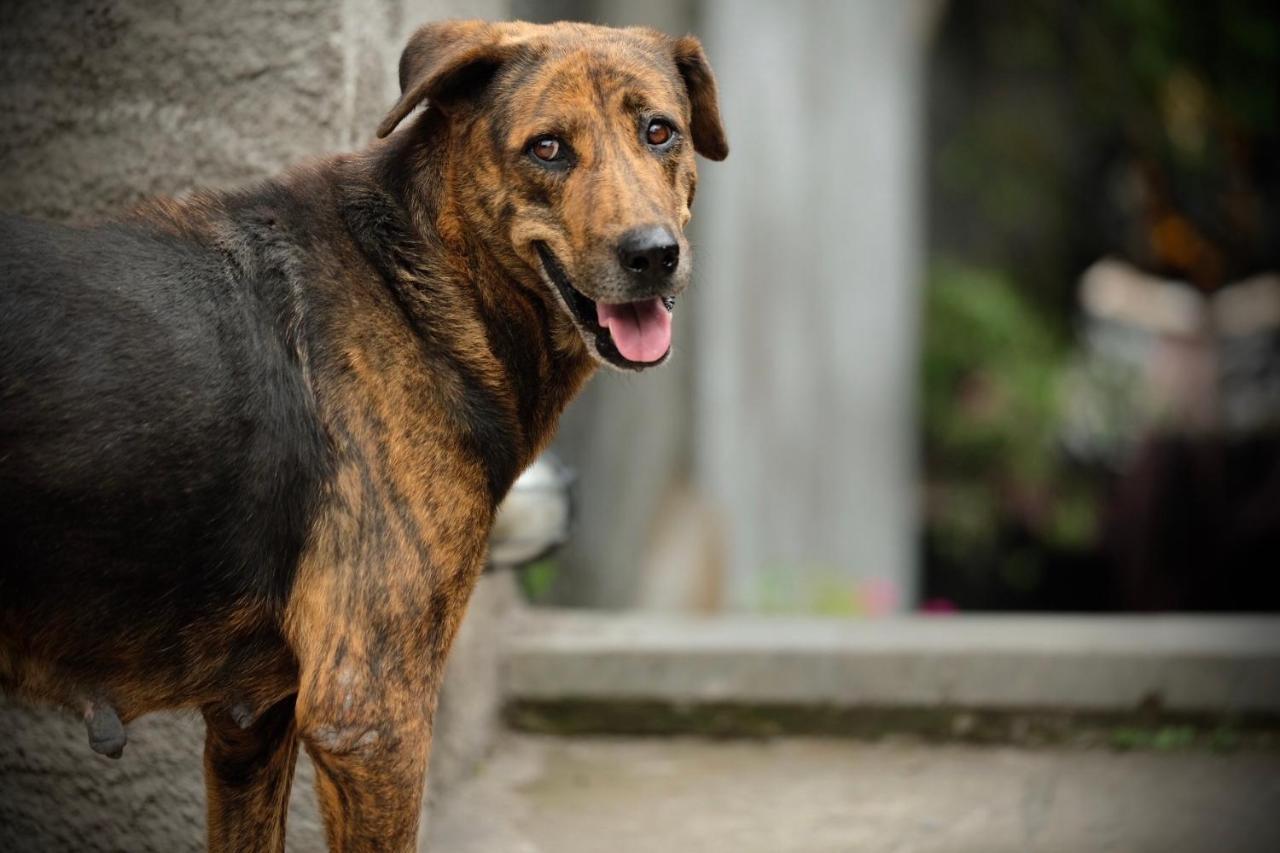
(501, 611, 1280, 738)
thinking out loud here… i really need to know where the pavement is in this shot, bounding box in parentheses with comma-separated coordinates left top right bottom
(425, 735, 1280, 853)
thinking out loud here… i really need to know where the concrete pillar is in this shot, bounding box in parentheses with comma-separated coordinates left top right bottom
(695, 0, 929, 612)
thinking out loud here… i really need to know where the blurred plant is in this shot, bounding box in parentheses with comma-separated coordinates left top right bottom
(517, 558, 560, 605)
(1111, 725, 1198, 752)
(925, 1, 1278, 607)
(922, 260, 1100, 589)
(1073, 0, 1280, 289)
(754, 568, 900, 617)
(931, 0, 1279, 319)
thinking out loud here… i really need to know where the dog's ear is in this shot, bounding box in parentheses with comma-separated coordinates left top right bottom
(377, 20, 512, 138)
(672, 36, 728, 161)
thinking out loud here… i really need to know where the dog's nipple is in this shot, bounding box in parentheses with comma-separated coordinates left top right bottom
(84, 701, 127, 759)
(230, 700, 259, 730)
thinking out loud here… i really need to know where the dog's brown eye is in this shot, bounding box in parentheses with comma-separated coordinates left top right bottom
(530, 137, 563, 162)
(646, 120, 674, 147)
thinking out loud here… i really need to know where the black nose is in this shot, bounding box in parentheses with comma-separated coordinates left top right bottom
(616, 226, 679, 289)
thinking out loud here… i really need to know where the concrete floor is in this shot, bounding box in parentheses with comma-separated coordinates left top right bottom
(425, 735, 1280, 853)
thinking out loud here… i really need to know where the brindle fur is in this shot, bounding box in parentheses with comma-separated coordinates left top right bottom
(0, 20, 726, 852)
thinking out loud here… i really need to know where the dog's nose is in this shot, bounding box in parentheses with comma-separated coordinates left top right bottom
(616, 226, 679, 289)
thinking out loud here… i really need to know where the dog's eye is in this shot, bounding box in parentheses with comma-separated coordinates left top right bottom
(646, 120, 674, 148)
(529, 136, 565, 163)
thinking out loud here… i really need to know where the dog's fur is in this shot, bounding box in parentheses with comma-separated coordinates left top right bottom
(0, 20, 725, 851)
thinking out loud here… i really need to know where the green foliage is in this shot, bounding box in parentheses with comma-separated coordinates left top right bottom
(753, 565, 901, 617)
(518, 558, 560, 604)
(1207, 726, 1242, 753)
(1111, 725, 1199, 752)
(932, 1, 1279, 311)
(922, 260, 1099, 575)
(923, 260, 1062, 477)
(924, 3, 1278, 601)
(1095, 0, 1279, 137)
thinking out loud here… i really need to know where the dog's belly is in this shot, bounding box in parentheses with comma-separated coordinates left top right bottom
(0, 354, 312, 719)
(0, 418, 311, 720)
(0, 214, 326, 722)
(0, 579, 301, 722)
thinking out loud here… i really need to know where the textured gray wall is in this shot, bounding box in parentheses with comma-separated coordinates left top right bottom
(0, 0, 501, 221)
(0, 0, 509, 849)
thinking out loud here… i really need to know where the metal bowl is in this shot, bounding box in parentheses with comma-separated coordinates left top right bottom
(486, 453, 573, 568)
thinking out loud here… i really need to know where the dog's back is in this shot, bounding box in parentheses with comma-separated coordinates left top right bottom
(0, 212, 325, 708)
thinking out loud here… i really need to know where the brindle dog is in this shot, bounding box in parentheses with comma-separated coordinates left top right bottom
(0, 19, 726, 851)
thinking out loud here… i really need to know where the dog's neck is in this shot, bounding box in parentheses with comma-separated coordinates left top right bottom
(344, 119, 596, 493)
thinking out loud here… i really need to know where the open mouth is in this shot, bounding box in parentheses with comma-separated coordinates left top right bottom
(534, 242, 674, 370)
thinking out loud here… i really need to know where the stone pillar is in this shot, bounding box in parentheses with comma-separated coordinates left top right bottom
(0, 1, 508, 850)
(694, 0, 930, 612)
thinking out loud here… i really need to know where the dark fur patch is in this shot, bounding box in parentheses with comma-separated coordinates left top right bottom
(336, 180, 521, 501)
(0, 211, 327, 693)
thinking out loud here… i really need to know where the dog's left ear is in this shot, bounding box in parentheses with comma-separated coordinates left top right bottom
(673, 36, 729, 161)
(377, 20, 513, 138)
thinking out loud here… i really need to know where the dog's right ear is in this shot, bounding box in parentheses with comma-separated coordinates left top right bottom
(377, 20, 512, 138)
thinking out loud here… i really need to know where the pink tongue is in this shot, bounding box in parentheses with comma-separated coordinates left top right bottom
(596, 297, 672, 363)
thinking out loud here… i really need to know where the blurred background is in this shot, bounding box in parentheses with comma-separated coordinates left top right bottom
(3, 2, 1278, 850)
(510, 0, 1280, 617)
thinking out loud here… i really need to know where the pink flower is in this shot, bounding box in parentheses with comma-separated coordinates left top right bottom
(921, 597, 959, 614)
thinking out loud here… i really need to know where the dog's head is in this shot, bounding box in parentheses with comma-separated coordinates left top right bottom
(377, 20, 727, 371)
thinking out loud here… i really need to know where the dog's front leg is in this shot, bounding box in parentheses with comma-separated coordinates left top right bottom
(290, 552, 480, 851)
(203, 696, 301, 853)
(300, 694, 433, 852)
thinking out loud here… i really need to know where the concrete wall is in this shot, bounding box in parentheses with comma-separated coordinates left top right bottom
(0, 1, 509, 849)
(0, 0, 501, 221)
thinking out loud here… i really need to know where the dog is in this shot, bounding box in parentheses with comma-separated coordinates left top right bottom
(0, 19, 726, 851)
